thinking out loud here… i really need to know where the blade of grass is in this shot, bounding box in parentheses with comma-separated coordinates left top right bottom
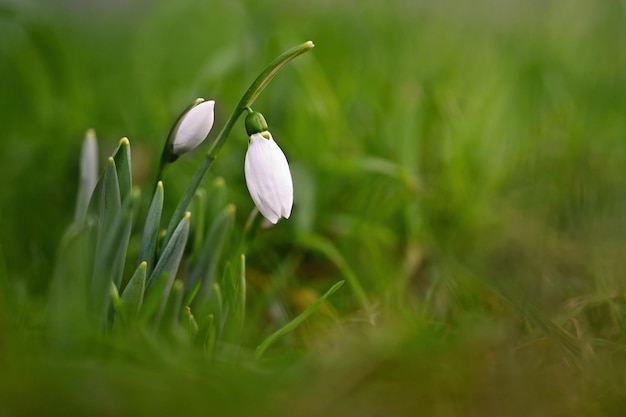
(255, 280, 345, 360)
(295, 232, 369, 313)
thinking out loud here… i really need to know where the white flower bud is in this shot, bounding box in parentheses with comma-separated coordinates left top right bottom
(172, 99, 215, 156)
(244, 131, 293, 224)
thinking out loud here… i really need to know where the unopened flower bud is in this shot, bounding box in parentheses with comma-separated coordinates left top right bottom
(171, 99, 215, 156)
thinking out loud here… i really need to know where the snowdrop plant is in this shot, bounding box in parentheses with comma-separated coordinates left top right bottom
(49, 40, 347, 360)
(244, 111, 293, 224)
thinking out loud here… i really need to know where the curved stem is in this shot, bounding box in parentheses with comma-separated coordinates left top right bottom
(162, 41, 315, 245)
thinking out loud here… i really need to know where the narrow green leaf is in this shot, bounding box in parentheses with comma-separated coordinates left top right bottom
(198, 283, 223, 334)
(183, 306, 200, 342)
(295, 232, 369, 311)
(110, 282, 124, 317)
(196, 314, 216, 356)
(139, 272, 169, 323)
(74, 129, 98, 224)
(187, 205, 235, 304)
(90, 157, 122, 321)
(86, 176, 103, 219)
(191, 188, 207, 258)
(183, 276, 202, 308)
(138, 181, 164, 273)
(221, 255, 246, 342)
(242, 209, 264, 247)
(147, 212, 191, 313)
(100, 157, 122, 228)
(120, 261, 147, 322)
(48, 221, 96, 347)
(206, 177, 227, 221)
(238, 254, 246, 326)
(111, 188, 140, 288)
(113, 137, 132, 202)
(210, 283, 223, 321)
(499, 289, 582, 358)
(255, 280, 345, 360)
(91, 188, 139, 323)
(156, 280, 185, 338)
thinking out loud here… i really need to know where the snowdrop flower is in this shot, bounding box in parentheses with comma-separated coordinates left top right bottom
(170, 98, 215, 157)
(244, 111, 293, 224)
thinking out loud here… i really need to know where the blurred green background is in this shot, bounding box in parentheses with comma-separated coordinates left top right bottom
(1, 0, 626, 415)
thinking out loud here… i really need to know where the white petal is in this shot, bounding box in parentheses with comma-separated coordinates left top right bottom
(172, 99, 215, 155)
(244, 132, 293, 223)
(266, 137, 293, 218)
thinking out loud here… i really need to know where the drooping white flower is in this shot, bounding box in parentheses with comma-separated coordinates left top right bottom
(171, 99, 215, 156)
(244, 112, 293, 224)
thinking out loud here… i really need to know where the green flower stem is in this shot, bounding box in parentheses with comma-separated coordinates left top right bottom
(163, 41, 314, 245)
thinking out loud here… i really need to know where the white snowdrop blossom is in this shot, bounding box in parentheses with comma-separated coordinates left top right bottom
(244, 131, 293, 224)
(171, 99, 215, 156)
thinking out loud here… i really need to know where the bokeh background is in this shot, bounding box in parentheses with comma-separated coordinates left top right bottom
(1, 0, 626, 415)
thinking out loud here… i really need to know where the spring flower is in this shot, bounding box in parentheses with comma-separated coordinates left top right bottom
(244, 111, 293, 224)
(171, 98, 215, 156)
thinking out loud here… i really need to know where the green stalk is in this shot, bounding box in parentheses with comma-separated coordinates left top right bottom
(162, 41, 314, 246)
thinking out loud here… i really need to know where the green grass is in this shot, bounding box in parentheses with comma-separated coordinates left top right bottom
(1, 0, 626, 415)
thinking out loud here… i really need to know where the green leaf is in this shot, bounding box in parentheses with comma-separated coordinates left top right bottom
(221, 255, 246, 339)
(156, 280, 185, 339)
(112, 188, 140, 288)
(91, 188, 140, 323)
(110, 282, 124, 319)
(237, 254, 246, 327)
(493, 288, 583, 359)
(206, 177, 227, 221)
(112, 137, 132, 202)
(100, 157, 122, 227)
(194, 283, 225, 355)
(255, 280, 345, 360)
(295, 232, 369, 312)
(147, 211, 191, 315)
(183, 276, 202, 308)
(191, 178, 228, 260)
(138, 181, 164, 273)
(48, 221, 97, 347)
(210, 283, 223, 326)
(139, 272, 169, 323)
(120, 261, 147, 323)
(191, 188, 207, 258)
(195, 314, 216, 355)
(90, 157, 123, 321)
(74, 129, 98, 225)
(182, 306, 199, 342)
(187, 204, 235, 305)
